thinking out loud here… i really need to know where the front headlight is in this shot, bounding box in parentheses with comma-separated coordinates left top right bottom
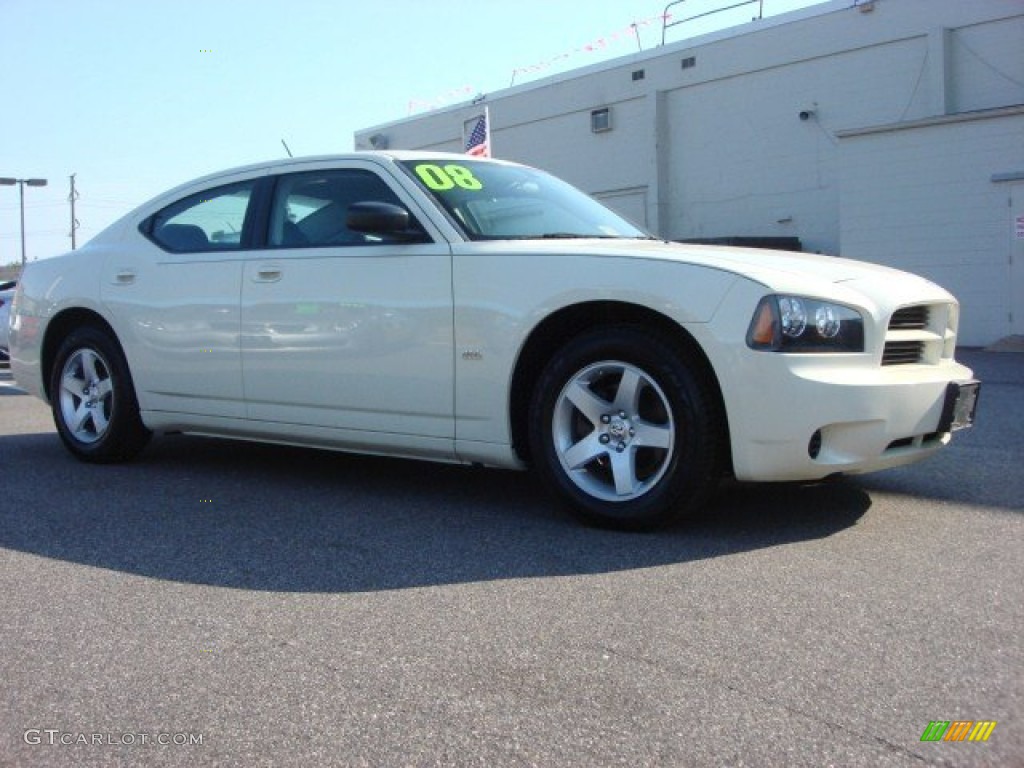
(746, 295, 864, 352)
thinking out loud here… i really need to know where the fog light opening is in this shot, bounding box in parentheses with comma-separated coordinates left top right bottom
(808, 429, 822, 459)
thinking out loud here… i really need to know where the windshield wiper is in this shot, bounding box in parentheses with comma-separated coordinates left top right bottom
(539, 232, 618, 239)
(472, 233, 638, 241)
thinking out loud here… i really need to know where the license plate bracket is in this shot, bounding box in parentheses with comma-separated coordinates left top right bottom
(938, 380, 980, 433)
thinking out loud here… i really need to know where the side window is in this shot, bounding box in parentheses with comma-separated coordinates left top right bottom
(147, 180, 255, 252)
(268, 169, 424, 247)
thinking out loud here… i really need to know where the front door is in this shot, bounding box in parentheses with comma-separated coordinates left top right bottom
(240, 164, 455, 451)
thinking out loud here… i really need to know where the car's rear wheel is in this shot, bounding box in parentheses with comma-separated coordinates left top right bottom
(50, 327, 150, 462)
(528, 326, 723, 530)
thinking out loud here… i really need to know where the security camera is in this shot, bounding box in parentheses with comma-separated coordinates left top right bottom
(799, 109, 815, 121)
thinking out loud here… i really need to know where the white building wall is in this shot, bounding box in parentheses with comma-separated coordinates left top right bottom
(951, 15, 1024, 113)
(357, 0, 1024, 343)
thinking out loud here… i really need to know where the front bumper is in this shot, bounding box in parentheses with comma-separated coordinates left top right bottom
(721, 352, 976, 482)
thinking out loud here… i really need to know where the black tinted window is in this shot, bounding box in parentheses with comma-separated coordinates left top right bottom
(268, 169, 422, 247)
(148, 180, 255, 252)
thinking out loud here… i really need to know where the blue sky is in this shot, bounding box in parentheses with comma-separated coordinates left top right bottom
(0, 0, 824, 262)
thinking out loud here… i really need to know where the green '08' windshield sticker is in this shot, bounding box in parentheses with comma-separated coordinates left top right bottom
(414, 163, 484, 192)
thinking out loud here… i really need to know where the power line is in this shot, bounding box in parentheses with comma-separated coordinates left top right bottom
(0, 229, 67, 238)
(0, 201, 66, 211)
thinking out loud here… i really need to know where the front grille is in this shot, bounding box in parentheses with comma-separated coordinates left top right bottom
(886, 432, 944, 451)
(882, 340, 925, 365)
(881, 304, 936, 365)
(887, 437, 915, 450)
(889, 305, 929, 330)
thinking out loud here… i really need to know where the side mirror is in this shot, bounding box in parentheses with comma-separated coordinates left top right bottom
(346, 202, 426, 241)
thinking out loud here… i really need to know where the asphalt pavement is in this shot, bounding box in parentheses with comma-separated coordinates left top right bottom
(0, 350, 1020, 767)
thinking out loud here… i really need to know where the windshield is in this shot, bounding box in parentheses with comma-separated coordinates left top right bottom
(399, 159, 650, 241)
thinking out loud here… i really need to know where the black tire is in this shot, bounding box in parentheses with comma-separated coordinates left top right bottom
(528, 326, 724, 531)
(49, 326, 150, 463)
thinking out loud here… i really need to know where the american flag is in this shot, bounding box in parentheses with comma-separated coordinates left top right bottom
(464, 110, 490, 157)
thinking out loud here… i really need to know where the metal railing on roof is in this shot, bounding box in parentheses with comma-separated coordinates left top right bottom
(661, 0, 766, 45)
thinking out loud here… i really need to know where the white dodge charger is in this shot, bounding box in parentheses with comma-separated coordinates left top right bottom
(9, 153, 980, 529)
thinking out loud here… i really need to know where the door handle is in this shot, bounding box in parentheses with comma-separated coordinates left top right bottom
(253, 268, 282, 283)
(114, 269, 136, 285)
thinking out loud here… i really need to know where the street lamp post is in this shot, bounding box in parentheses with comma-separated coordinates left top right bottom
(0, 177, 49, 267)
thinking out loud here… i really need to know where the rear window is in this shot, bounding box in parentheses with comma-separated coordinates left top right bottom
(146, 180, 255, 252)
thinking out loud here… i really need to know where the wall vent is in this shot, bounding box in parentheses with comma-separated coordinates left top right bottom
(591, 108, 611, 133)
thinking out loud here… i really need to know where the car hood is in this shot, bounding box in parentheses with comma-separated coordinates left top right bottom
(508, 238, 952, 302)
(568, 239, 898, 280)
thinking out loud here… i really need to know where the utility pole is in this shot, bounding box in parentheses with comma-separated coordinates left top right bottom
(69, 173, 80, 250)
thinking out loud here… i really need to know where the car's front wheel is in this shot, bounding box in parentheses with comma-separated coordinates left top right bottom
(528, 326, 723, 530)
(50, 327, 150, 462)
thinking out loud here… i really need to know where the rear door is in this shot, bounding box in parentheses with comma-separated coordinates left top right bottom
(102, 177, 262, 418)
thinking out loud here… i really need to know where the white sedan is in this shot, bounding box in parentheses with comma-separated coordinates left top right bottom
(0, 279, 16, 362)
(9, 153, 979, 529)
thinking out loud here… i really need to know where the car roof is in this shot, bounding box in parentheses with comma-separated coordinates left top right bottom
(177, 151, 517, 189)
(122, 151, 525, 228)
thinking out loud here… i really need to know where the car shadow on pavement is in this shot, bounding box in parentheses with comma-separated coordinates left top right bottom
(1, 432, 870, 593)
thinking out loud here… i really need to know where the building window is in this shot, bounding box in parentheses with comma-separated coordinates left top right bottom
(591, 108, 611, 133)
(681, 56, 696, 69)
(631, 69, 645, 81)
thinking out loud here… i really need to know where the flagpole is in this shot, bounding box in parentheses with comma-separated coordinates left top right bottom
(484, 106, 492, 157)
(463, 108, 491, 157)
